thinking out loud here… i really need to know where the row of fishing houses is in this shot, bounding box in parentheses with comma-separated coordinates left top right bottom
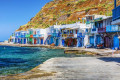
(9, 0, 120, 50)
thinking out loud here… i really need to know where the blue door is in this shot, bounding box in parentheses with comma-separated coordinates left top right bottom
(62, 39, 65, 46)
(24, 39, 26, 44)
(78, 38, 82, 47)
(114, 35, 119, 49)
(37, 39, 40, 44)
(47, 40, 50, 45)
(90, 36, 94, 45)
(41, 39, 43, 44)
(56, 39, 59, 46)
(21, 39, 23, 44)
(18, 39, 20, 44)
(50, 37, 54, 44)
(96, 35, 101, 45)
(15, 38, 17, 43)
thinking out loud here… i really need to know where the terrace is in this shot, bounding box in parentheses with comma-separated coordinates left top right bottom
(98, 27, 106, 33)
(112, 5, 120, 21)
(106, 25, 120, 32)
(91, 28, 98, 33)
(52, 33, 60, 37)
(112, 0, 120, 25)
(77, 33, 85, 38)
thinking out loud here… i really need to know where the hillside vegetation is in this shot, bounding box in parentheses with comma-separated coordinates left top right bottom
(17, 0, 114, 31)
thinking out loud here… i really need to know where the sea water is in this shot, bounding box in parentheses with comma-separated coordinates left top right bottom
(0, 46, 90, 75)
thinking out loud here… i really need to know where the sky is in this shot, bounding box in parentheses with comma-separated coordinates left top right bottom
(0, 0, 52, 41)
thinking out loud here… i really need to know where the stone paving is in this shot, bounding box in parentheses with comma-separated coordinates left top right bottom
(33, 57, 120, 80)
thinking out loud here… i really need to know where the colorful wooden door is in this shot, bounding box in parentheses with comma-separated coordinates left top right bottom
(37, 38, 40, 44)
(24, 38, 26, 44)
(113, 35, 119, 49)
(104, 37, 110, 48)
(41, 39, 43, 44)
(96, 35, 101, 45)
(56, 39, 59, 46)
(90, 36, 94, 45)
(50, 37, 54, 44)
(29, 38, 32, 44)
(62, 39, 65, 46)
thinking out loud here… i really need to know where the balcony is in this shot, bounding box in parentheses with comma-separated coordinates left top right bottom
(52, 33, 60, 37)
(68, 34, 74, 37)
(39, 34, 44, 37)
(77, 33, 85, 38)
(86, 21, 90, 24)
(62, 34, 74, 38)
(91, 28, 98, 33)
(106, 25, 120, 32)
(30, 35, 33, 38)
(62, 34, 67, 38)
(98, 27, 106, 33)
(33, 34, 39, 38)
(15, 36, 19, 38)
(25, 34, 30, 38)
(112, 5, 120, 21)
(112, 5, 120, 25)
(21, 35, 26, 38)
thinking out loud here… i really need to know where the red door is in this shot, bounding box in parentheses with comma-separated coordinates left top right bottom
(104, 37, 110, 48)
(34, 39, 37, 44)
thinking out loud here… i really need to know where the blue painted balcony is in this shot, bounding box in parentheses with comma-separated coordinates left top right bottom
(39, 34, 44, 37)
(86, 21, 90, 24)
(15, 36, 19, 38)
(112, 5, 120, 21)
(91, 28, 98, 33)
(52, 33, 60, 37)
(21, 35, 26, 38)
(33, 34, 39, 38)
(98, 27, 106, 33)
(77, 33, 85, 38)
(106, 25, 120, 32)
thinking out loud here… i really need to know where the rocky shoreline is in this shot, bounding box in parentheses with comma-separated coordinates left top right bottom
(0, 43, 118, 56)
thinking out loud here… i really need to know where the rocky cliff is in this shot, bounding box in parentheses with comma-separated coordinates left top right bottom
(17, 0, 114, 31)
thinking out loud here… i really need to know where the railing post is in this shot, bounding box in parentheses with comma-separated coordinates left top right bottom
(114, 0, 116, 8)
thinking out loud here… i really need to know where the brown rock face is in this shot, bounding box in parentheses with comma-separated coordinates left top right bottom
(17, 0, 114, 31)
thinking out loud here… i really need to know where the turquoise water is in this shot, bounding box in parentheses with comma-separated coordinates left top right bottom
(0, 46, 90, 76)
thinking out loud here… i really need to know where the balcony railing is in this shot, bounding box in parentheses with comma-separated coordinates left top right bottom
(30, 35, 33, 38)
(52, 33, 60, 37)
(68, 34, 74, 37)
(39, 34, 44, 37)
(62, 34, 74, 38)
(86, 21, 90, 24)
(25, 34, 30, 38)
(106, 25, 120, 32)
(33, 34, 39, 38)
(21, 35, 26, 38)
(91, 28, 98, 33)
(77, 33, 85, 38)
(112, 5, 120, 21)
(92, 28, 96, 31)
(98, 27, 106, 33)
